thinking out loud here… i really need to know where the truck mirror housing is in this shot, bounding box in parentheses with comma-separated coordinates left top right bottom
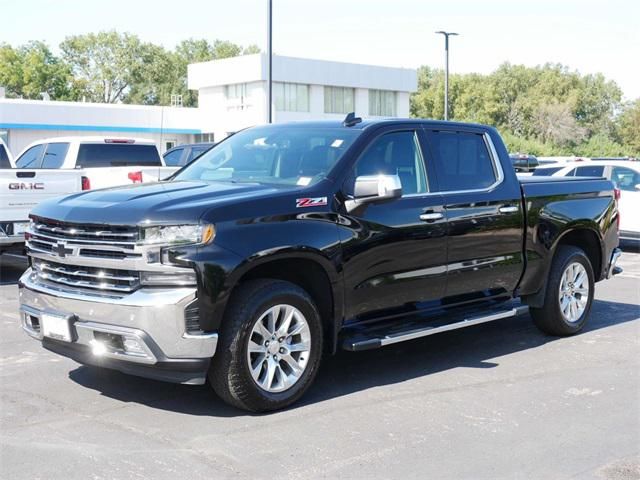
(346, 174, 402, 212)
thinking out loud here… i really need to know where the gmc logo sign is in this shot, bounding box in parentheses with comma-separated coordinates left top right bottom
(9, 183, 44, 190)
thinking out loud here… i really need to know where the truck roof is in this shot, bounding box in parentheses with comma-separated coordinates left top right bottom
(269, 118, 495, 131)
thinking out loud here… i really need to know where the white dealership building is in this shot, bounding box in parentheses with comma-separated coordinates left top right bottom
(0, 54, 417, 156)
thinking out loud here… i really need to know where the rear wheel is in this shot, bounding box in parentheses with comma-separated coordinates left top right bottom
(530, 246, 595, 336)
(209, 279, 323, 412)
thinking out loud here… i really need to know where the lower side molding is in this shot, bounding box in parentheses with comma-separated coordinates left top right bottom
(342, 305, 529, 351)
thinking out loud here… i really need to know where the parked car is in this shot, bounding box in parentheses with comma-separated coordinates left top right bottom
(163, 142, 215, 167)
(0, 137, 179, 255)
(19, 118, 621, 412)
(0, 138, 13, 169)
(533, 161, 640, 245)
(509, 153, 539, 173)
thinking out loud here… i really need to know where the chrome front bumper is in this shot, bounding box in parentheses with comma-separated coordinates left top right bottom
(19, 268, 217, 384)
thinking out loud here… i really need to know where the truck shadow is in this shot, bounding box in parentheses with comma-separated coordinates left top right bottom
(67, 298, 639, 417)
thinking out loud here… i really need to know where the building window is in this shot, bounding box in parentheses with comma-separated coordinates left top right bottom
(194, 133, 215, 143)
(274, 83, 309, 112)
(369, 90, 397, 116)
(226, 83, 248, 110)
(324, 86, 355, 114)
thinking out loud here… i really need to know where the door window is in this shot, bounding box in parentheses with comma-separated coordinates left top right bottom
(41, 143, 69, 168)
(187, 146, 211, 163)
(16, 144, 45, 168)
(426, 131, 496, 191)
(611, 167, 640, 191)
(350, 131, 428, 195)
(163, 148, 184, 166)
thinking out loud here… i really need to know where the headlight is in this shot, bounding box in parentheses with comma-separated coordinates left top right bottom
(140, 270, 197, 286)
(140, 224, 215, 245)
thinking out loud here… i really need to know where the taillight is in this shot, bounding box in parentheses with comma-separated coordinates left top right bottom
(81, 176, 91, 190)
(614, 187, 621, 201)
(128, 171, 143, 183)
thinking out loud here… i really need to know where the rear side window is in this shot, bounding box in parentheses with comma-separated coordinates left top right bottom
(77, 144, 161, 168)
(16, 144, 45, 168)
(163, 148, 183, 166)
(426, 131, 496, 191)
(574, 165, 605, 177)
(532, 167, 563, 176)
(41, 143, 69, 168)
(0, 145, 10, 169)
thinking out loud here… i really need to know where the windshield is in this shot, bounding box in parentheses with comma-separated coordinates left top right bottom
(174, 126, 361, 186)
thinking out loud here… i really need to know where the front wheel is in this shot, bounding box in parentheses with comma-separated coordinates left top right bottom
(530, 245, 595, 336)
(209, 279, 323, 412)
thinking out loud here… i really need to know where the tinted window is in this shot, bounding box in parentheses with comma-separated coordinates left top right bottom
(41, 143, 69, 168)
(532, 167, 563, 176)
(351, 131, 428, 195)
(427, 131, 496, 191)
(510, 156, 527, 167)
(611, 167, 640, 191)
(163, 148, 183, 166)
(76, 144, 161, 168)
(16, 144, 44, 168)
(175, 126, 360, 186)
(574, 165, 604, 177)
(0, 145, 10, 169)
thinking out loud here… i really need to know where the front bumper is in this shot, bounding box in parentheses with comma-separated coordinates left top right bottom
(19, 269, 217, 384)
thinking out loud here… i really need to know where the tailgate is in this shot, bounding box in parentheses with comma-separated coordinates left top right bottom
(0, 170, 81, 236)
(84, 166, 181, 189)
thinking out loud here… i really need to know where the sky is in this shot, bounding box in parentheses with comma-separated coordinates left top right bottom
(1, 0, 638, 100)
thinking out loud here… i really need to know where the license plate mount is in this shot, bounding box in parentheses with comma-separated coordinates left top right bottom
(41, 313, 73, 342)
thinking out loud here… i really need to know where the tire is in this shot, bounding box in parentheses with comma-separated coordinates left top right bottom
(209, 279, 324, 412)
(530, 245, 595, 336)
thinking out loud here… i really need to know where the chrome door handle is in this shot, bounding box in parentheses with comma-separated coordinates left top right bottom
(419, 212, 444, 221)
(499, 206, 519, 214)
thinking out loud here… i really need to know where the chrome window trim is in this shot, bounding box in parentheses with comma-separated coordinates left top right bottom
(403, 131, 505, 199)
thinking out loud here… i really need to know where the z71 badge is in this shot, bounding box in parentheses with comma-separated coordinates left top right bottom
(296, 197, 328, 208)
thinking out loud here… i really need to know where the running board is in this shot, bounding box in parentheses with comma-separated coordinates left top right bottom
(343, 306, 529, 351)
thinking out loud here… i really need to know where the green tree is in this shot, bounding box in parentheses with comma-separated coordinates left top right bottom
(616, 99, 640, 155)
(60, 31, 153, 103)
(0, 41, 73, 100)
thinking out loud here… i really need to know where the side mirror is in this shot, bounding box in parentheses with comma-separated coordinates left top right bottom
(346, 174, 402, 212)
(635, 184, 640, 191)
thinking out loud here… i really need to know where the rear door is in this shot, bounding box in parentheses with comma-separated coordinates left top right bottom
(423, 127, 524, 303)
(610, 165, 640, 236)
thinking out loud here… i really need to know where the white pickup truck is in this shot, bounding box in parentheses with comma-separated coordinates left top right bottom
(0, 136, 178, 255)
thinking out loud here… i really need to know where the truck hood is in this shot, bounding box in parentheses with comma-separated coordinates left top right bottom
(31, 180, 286, 225)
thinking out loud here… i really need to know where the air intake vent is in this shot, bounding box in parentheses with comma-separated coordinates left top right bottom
(184, 299, 202, 334)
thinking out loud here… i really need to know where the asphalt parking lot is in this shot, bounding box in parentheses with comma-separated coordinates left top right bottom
(0, 252, 638, 480)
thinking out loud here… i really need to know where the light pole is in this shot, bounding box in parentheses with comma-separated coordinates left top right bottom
(267, 0, 273, 123)
(435, 31, 458, 121)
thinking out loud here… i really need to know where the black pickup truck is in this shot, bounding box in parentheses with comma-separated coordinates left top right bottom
(19, 117, 621, 412)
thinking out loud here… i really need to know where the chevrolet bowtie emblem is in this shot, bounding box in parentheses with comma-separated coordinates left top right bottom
(53, 242, 73, 258)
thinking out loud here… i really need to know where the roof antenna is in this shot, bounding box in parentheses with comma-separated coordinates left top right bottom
(343, 112, 362, 127)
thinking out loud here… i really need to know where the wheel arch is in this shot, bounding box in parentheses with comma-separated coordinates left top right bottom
(222, 249, 343, 353)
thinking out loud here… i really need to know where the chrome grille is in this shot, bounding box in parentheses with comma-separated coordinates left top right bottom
(26, 217, 141, 261)
(32, 258, 140, 294)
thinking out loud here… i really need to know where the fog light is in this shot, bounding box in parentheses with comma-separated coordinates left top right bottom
(122, 337, 146, 355)
(90, 339, 107, 356)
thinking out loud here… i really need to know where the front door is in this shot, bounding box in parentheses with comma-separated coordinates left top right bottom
(339, 127, 447, 322)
